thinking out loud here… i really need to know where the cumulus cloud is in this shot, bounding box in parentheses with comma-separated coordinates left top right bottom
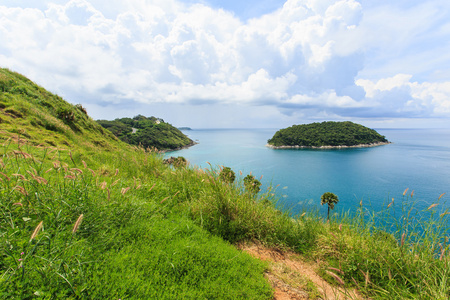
(0, 0, 449, 126)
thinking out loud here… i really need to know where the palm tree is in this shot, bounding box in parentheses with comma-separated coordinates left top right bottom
(321, 192, 339, 221)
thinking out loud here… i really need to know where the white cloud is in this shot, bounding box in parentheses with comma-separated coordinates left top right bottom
(356, 75, 450, 117)
(1, 0, 450, 127)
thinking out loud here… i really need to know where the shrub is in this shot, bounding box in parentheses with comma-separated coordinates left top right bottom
(243, 174, 261, 195)
(219, 166, 236, 184)
(56, 107, 75, 122)
(163, 156, 188, 168)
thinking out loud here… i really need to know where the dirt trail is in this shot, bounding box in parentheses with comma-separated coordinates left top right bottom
(239, 243, 367, 300)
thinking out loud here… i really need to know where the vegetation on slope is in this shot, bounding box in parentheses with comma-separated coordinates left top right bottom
(1, 68, 449, 299)
(0, 68, 121, 152)
(268, 121, 389, 147)
(97, 115, 194, 151)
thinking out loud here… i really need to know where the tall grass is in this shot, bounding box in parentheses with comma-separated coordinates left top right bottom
(0, 140, 276, 299)
(316, 193, 450, 299)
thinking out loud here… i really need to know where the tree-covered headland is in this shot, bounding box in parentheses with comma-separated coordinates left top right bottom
(267, 121, 389, 148)
(97, 115, 195, 151)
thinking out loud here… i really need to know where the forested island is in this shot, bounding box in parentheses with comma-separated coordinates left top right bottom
(97, 115, 195, 151)
(267, 121, 390, 148)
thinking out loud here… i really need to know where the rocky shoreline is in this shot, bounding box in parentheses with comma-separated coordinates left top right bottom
(160, 140, 198, 153)
(266, 141, 391, 149)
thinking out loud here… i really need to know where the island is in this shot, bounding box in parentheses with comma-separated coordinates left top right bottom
(267, 121, 390, 149)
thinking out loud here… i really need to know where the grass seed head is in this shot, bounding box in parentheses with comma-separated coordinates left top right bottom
(30, 221, 43, 241)
(72, 214, 84, 234)
(427, 203, 439, 210)
(100, 181, 107, 189)
(326, 270, 345, 286)
(401, 232, 406, 247)
(0, 171, 10, 181)
(14, 186, 28, 196)
(388, 198, 394, 208)
(403, 188, 409, 196)
(440, 210, 449, 218)
(12, 174, 27, 180)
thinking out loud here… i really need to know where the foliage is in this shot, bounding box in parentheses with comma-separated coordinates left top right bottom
(268, 121, 389, 147)
(97, 115, 194, 151)
(163, 156, 188, 168)
(56, 107, 75, 122)
(243, 174, 261, 195)
(219, 166, 236, 184)
(321, 192, 339, 220)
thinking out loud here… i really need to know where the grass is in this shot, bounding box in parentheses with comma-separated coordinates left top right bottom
(315, 194, 450, 299)
(1, 67, 449, 299)
(0, 141, 274, 299)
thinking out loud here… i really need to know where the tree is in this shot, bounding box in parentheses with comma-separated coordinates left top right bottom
(321, 192, 339, 221)
(219, 167, 235, 184)
(243, 174, 261, 195)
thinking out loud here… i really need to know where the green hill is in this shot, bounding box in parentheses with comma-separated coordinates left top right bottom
(1, 68, 448, 299)
(267, 121, 389, 148)
(97, 115, 194, 151)
(0, 68, 123, 151)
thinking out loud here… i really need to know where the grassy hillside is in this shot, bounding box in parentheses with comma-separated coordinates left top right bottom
(1, 68, 449, 299)
(268, 121, 389, 147)
(0, 69, 124, 152)
(97, 115, 194, 151)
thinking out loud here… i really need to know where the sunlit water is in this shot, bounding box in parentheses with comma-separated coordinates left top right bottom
(166, 128, 450, 217)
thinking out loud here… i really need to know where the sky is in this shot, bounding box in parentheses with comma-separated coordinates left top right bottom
(1, 0, 450, 129)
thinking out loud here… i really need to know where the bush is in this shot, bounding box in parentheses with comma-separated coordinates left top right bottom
(163, 156, 188, 168)
(56, 107, 75, 122)
(244, 174, 261, 195)
(219, 166, 236, 184)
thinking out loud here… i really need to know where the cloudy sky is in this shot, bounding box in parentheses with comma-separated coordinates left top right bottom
(1, 0, 449, 128)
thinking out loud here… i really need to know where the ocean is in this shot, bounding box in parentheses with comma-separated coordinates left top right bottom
(166, 128, 450, 217)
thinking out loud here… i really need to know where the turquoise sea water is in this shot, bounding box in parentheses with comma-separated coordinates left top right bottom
(166, 128, 450, 216)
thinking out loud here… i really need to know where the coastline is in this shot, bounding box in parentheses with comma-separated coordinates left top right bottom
(266, 141, 391, 149)
(160, 140, 198, 153)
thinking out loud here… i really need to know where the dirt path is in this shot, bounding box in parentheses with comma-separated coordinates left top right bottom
(239, 243, 367, 300)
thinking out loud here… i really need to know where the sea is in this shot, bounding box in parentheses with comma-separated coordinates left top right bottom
(165, 128, 450, 219)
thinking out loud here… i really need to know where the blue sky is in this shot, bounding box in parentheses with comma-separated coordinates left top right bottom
(1, 0, 449, 128)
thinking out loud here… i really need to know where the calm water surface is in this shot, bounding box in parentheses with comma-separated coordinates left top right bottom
(166, 128, 450, 216)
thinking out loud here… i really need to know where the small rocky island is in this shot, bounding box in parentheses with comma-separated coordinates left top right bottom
(267, 121, 390, 149)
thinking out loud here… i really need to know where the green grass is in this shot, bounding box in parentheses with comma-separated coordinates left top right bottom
(0, 142, 274, 299)
(314, 195, 450, 299)
(1, 67, 449, 299)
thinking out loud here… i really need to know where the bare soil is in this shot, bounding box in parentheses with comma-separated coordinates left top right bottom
(238, 243, 367, 300)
